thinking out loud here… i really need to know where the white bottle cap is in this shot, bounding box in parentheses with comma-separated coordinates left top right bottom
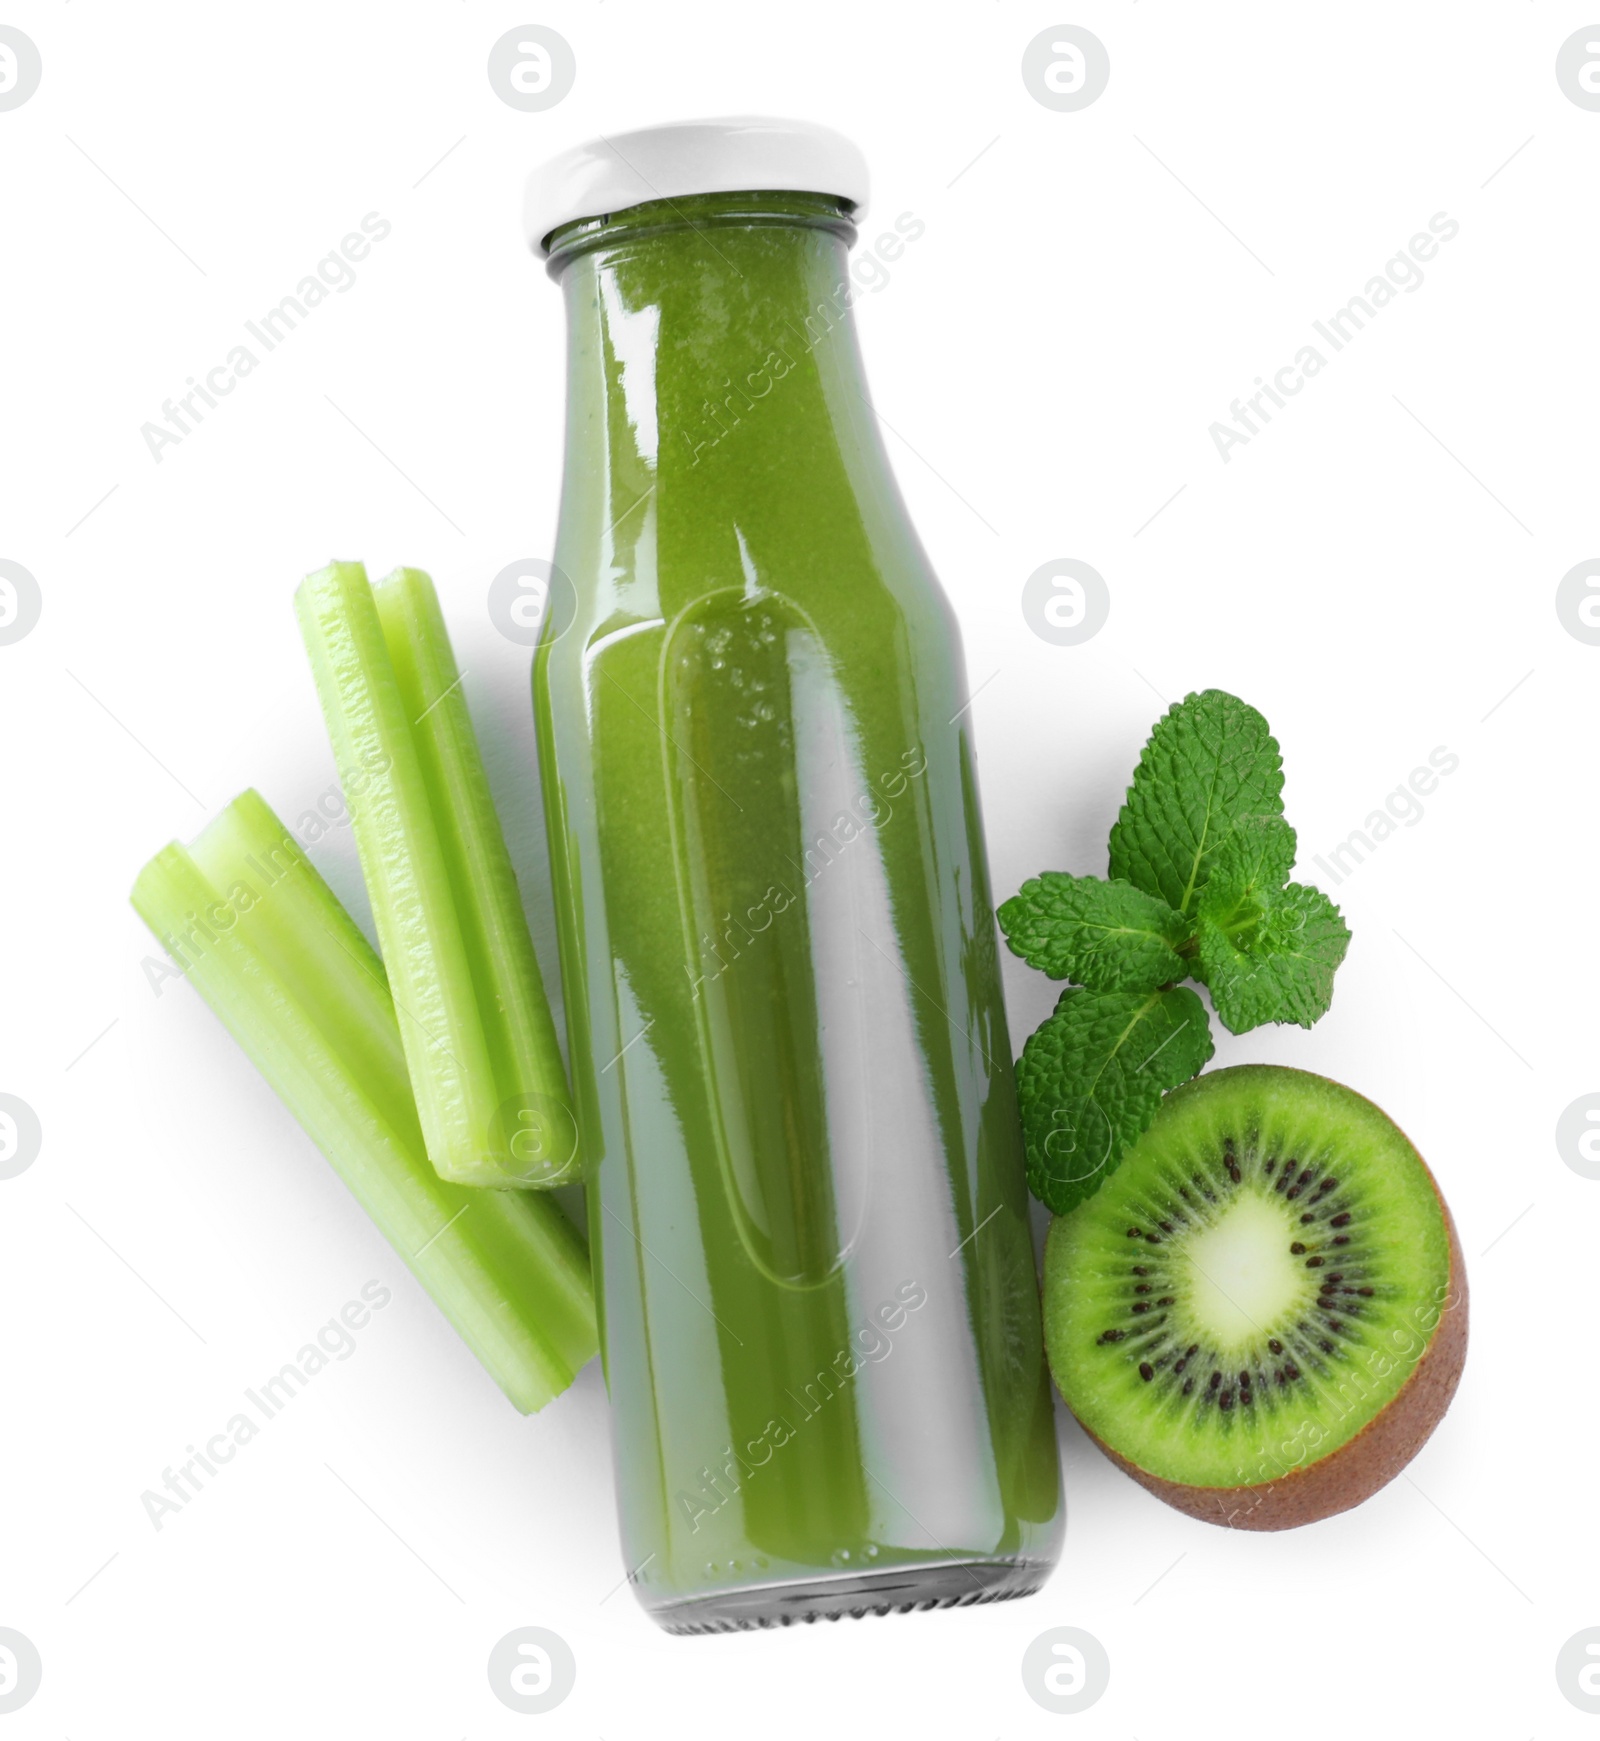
(523, 115, 870, 253)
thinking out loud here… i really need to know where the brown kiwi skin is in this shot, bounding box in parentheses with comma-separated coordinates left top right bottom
(1078, 1145, 1468, 1531)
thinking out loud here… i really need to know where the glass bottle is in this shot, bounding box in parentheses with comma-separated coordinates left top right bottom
(528, 120, 1062, 1632)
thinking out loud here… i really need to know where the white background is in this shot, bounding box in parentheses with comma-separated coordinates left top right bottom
(3, 2, 1595, 1734)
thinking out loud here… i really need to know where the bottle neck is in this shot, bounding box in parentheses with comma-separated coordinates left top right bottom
(548, 192, 896, 597)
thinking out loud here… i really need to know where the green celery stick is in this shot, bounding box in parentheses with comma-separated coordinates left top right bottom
(374, 567, 575, 1182)
(295, 561, 577, 1188)
(132, 790, 596, 1413)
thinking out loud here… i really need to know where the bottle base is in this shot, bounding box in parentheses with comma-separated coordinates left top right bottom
(644, 1554, 1053, 1636)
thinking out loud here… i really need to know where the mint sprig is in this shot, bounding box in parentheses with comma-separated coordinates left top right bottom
(1000, 690, 1350, 1215)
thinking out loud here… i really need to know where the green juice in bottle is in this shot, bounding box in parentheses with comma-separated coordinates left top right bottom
(527, 118, 1062, 1631)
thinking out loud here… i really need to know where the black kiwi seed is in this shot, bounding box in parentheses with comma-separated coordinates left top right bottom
(1300, 1212, 1316, 1224)
(1139, 1362, 1154, 1381)
(1225, 1156, 1241, 1184)
(1332, 1235, 1351, 1247)
(1209, 1371, 1221, 1390)
(1144, 1234, 1161, 1246)
(1290, 1242, 1307, 1255)
(1135, 1284, 1151, 1295)
(1182, 1377, 1194, 1395)
(1126, 1227, 1142, 1239)
(1330, 1212, 1352, 1227)
(1157, 1296, 1174, 1307)
(1268, 1337, 1284, 1354)
(1132, 1265, 1149, 1276)
(1219, 1390, 1234, 1411)
(1174, 1357, 1188, 1374)
(1131, 1302, 1150, 1314)
(1264, 1159, 1275, 1175)
(1315, 1178, 1338, 1197)
(1306, 1256, 1324, 1268)
(1238, 1370, 1250, 1387)
(1098, 1329, 1126, 1343)
(1186, 1345, 1199, 1358)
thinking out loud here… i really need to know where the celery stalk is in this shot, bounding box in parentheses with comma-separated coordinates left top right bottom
(132, 791, 596, 1413)
(374, 568, 574, 1179)
(295, 561, 577, 1188)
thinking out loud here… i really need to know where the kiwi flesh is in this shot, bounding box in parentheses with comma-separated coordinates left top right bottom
(1044, 1065, 1467, 1530)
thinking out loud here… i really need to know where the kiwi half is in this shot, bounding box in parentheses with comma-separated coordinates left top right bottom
(1044, 1065, 1467, 1530)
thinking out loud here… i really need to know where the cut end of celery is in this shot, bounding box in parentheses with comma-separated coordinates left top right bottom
(436, 1092, 584, 1192)
(299, 558, 371, 594)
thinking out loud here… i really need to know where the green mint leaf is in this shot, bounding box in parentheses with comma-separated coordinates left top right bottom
(997, 873, 1189, 991)
(1107, 690, 1285, 916)
(1015, 986, 1214, 1214)
(1194, 879, 1351, 1034)
(1208, 813, 1298, 894)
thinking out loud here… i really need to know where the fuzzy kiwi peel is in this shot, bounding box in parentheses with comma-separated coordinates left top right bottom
(1043, 1064, 1467, 1530)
